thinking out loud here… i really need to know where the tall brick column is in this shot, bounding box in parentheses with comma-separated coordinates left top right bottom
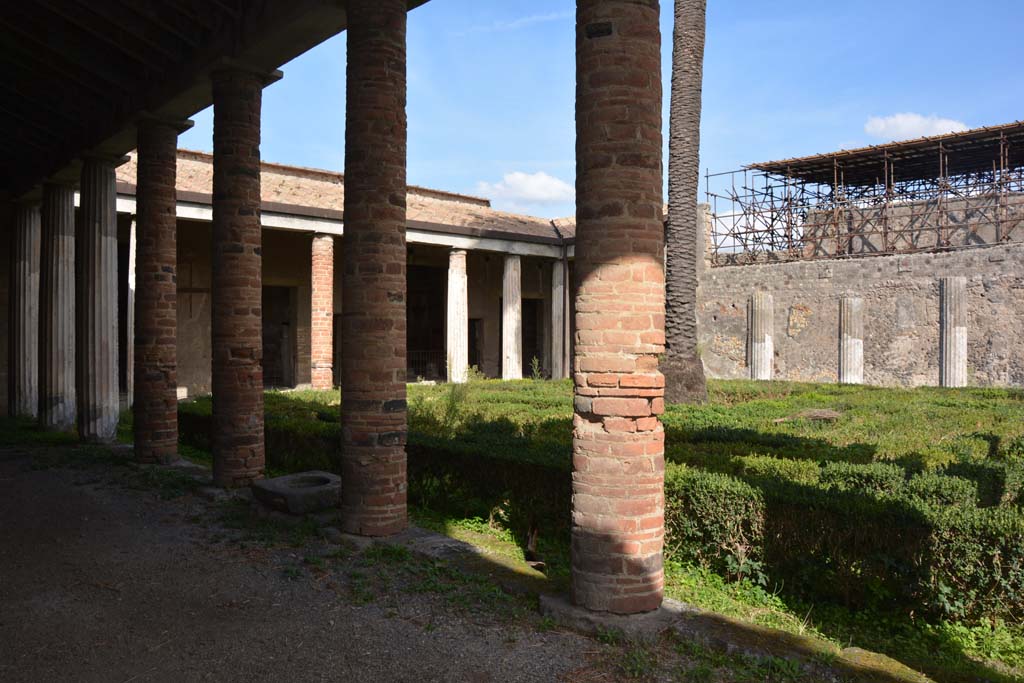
(39, 183, 76, 430)
(211, 68, 266, 487)
(10, 202, 41, 418)
(572, 0, 666, 615)
(311, 233, 335, 390)
(341, 0, 408, 536)
(77, 157, 120, 441)
(134, 118, 189, 464)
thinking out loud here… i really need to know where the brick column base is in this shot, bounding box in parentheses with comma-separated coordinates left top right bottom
(572, 0, 666, 615)
(340, 0, 409, 536)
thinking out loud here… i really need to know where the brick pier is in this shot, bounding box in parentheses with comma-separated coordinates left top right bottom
(572, 0, 667, 614)
(340, 0, 409, 536)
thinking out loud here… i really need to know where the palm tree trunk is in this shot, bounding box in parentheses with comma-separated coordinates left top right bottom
(663, 0, 708, 404)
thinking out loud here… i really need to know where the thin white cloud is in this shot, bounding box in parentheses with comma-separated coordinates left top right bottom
(864, 113, 968, 142)
(455, 11, 572, 37)
(477, 171, 575, 205)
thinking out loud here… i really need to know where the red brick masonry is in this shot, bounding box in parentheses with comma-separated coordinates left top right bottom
(340, 0, 409, 536)
(134, 119, 182, 464)
(311, 233, 334, 390)
(571, 0, 667, 615)
(211, 68, 266, 488)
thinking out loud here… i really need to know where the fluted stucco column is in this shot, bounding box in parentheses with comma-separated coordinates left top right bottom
(446, 249, 469, 383)
(839, 296, 864, 385)
(502, 254, 522, 379)
(76, 157, 120, 441)
(10, 202, 41, 418)
(749, 291, 773, 381)
(134, 117, 188, 464)
(125, 219, 136, 408)
(341, 0, 409, 537)
(551, 259, 568, 380)
(940, 276, 967, 388)
(311, 233, 335, 390)
(211, 68, 267, 487)
(39, 183, 76, 430)
(571, 0, 666, 615)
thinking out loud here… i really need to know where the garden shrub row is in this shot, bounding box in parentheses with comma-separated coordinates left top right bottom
(176, 398, 1024, 624)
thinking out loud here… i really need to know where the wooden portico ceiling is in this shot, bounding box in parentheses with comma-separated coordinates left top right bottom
(1, 0, 430, 205)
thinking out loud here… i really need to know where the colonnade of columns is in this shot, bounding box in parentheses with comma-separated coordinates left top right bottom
(7, 0, 667, 617)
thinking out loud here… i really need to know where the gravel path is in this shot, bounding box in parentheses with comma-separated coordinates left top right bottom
(0, 446, 596, 683)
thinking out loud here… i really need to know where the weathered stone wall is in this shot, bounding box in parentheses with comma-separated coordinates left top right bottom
(698, 242, 1024, 387)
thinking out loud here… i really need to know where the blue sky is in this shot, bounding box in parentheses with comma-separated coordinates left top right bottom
(180, 0, 1024, 219)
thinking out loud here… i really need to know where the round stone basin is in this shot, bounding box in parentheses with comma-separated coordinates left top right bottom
(287, 475, 333, 489)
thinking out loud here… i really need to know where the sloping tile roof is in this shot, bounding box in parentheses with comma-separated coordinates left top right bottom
(116, 149, 573, 244)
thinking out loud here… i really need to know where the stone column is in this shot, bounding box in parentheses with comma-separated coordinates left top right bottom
(502, 254, 522, 379)
(311, 233, 334, 390)
(838, 296, 864, 385)
(39, 183, 76, 430)
(940, 276, 967, 388)
(10, 202, 41, 418)
(125, 219, 136, 408)
(134, 118, 187, 464)
(571, 0, 666, 615)
(211, 68, 266, 487)
(76, 157, 120, 441)
(749, 291, 773, 381)
(446, 248, 469, 383)
(551, 259, 568, 380)
(341, 0, 408, 537)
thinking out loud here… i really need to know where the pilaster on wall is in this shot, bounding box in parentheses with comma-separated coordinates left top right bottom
(311, 233, 334, 390)
(572, 0, 666, 615)
(839, 296, 864, 385)
(77, 156, 121, 442)
(211, 67, 266, 487)
(340, 0, 409, 537)
(940, 276, 968, 388)
(10, 202, 41, 418)
(748, 291, 774, 381)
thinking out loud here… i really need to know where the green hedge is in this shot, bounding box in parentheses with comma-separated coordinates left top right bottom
(175, 399, 1024, 624)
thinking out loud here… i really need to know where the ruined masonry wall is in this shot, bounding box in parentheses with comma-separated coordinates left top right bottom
(697, 242, 1024, 387)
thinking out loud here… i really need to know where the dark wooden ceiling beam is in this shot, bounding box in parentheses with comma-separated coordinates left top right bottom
(35, 0, 179, 68)
(0, 9, 145, 94)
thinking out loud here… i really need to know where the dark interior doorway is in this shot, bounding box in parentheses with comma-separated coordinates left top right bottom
(407, 265, 446, 380)
(522, 298, 543, 376)
(262, 286, 296, 388)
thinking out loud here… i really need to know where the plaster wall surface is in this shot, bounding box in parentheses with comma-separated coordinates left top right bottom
(175, 222, 312, 396)
(698, 242, 1024, 387)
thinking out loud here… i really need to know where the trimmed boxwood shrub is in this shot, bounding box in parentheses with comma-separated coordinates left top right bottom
(906, 472, 977, 508)
(664, 466, 765, 580)
(820, 461, 905, 495)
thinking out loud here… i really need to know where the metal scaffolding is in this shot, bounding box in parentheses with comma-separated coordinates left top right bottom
(706, 121, 1024, 266)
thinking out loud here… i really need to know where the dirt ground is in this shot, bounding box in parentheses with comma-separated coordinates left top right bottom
(0, 445, 598, 683)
